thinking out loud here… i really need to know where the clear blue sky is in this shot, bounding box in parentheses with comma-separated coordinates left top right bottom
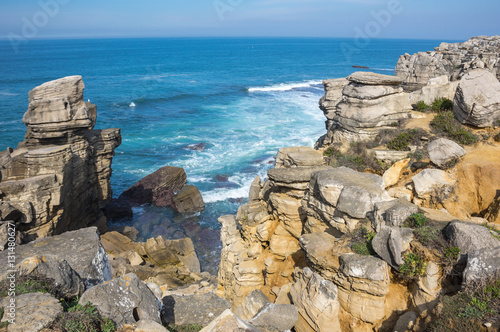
(0, 0, 499, 40)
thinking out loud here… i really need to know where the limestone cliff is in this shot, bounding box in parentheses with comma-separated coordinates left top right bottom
(0, 76, 121, 243)
(396, 35, 500, 91)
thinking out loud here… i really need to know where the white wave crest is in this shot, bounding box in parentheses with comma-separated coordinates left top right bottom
(248, 80, 323, 93)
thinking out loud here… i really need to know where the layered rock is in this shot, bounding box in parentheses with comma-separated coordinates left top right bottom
(453, 69, 500, 127)
(0, 76, 121, 241)
(396, 36, 500, 91)
(317, 72, 412, 147)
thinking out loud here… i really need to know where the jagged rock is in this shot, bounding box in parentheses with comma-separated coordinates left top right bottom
(290, 267, 341, 332)
(234, 289, 271, 321)
(79, 273, 161, 327)
(463, 246, 500, 288)
(372, 199, 419, 232)
(172, 185, 205, 214)
(0, 227, 111, 287)
(427, 138, 466, 168)
(454, 69, 500, 127)
(0, 76, 121, 240)
(199, 309, 260, 332)
(248, 176, 262, 203)
(17, 255, 84, 298)
(383, 158, 410, 188)
(317, 72, 411, 147)
(119, 166, 186, 207)
(0, 292, 62, 332)
(443, 221, 500, 260)
(372, 226, 414, 268)
(319, 78, 349, 123)
(101, 231, 138, 254)
(162, 292, 231, 327)
(248, 303, 299, 332)
(393, 311, 418, 332)
(442, 143, 500, 223)
(333, 254, 390, 324)
(396, 36, 500, 90)
(306, 167, 391, 232)
(135, 319, 168, 332)
(411, 169, 456, 199)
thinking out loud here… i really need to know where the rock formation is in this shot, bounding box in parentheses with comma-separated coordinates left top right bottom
(396, 35, 500, 91)
(0, 76, 121, 241)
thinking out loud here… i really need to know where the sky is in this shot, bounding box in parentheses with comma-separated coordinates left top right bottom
(0, 0, 499, 40)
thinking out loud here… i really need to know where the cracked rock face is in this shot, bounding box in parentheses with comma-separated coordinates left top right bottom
(0, 76, 121, 241)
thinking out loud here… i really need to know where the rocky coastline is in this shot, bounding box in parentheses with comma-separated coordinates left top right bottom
(0, 35, 500, 332)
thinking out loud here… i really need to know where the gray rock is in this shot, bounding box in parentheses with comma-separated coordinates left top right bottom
(0, 227, 111, 287)
(234, 289, 271, 321)
(428, 138, 466, 167)
(248, 303, 299, 332)
(339, 253, 389, 282)
(411, 169, 455, 198)
(162, 292, 231, 327)
(136, 319, 168, 332)
(372, 226, 414, 268)
(274, 146, 324, 169)
(0, 292, 62, 332)
(454, 69, 500, 127)
(373, 199, 419, 232)
(79, 273, 161, 327)
(248, 176, 262, 203)
(444, 221, 500, 259)
(17, 254, 84, 298)
(347, 71, 403, 86)
(393, 311, 418, 332)
(463, 246, 500, 289)
(319, 78, 349, 121)
(200, 309, 260, 332)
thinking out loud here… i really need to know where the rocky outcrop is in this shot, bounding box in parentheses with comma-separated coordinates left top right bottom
(0, 227, 111, 287)
(79, 273, 161, 328)
(453, 69, 500, 127)
(427, 138, 466, 168)
(119, 166, 205, 214)
(0, 76, 121, 241)
(317, 72, 412, 147)
(396, 36, 500, 91)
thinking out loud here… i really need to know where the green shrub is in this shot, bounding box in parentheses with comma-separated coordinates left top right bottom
(350, 226, 376, 256)
(399, 252, 427, 278)
(387, 129, 425, 151)
(445, 246, 461, 262)
(431, 111, 478, 145)
(323, 147, 341, 158)
(328, 142, 390, 173)
(50, 302, 115, 332)
(0, 274, 56, 298)
(404, 213, 428, 228)
(415, 101, 430, 112)
(432, 97, 454, 112)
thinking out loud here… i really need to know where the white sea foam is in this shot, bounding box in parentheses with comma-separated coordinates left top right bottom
(248, 80, 323, 93)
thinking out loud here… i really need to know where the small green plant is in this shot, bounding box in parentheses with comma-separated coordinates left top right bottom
(431, 111, 479, 145)
(387, 129, 424, 151)
(328, 142, 390, 174)
(50, 302, 115, 332)
(445, 246, 460, 262)
(483, 224, 500, 241)
(404, 213, 429, 228)
(350, 226, 376, 256)
(432, 97, 454, 112)
(0, 274, 56, 298)
(399, 252, 427, 278)
(460, 296, 493, 319)
(323, 147, 342, 158)
(414, 226, 441, 247)
(415, 100, 430, 112)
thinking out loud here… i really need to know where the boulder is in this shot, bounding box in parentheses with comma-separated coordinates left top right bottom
(142, 236, 200, 273)
(162, 292, 231, 327)
(427, 138, 466, 168)
(393, 311, 418, 332)
(0, 227, 111, 287)
(79, 273, 161, 327)
(248, 303, 299, 332)
(135, 319, 168, 332)
(414, 75, 459, 105)
(0, 292, 62, 332)
(119, 166, 187, 207)
(248, 176, 262, 203)
(172, 185, 205, 214)
(463, 246, 500, 288)
(17, 255, 84, 298)
(290, 268, 341, 332)
(0, 76, 121, 241)
(234, 289, 271, 321)
(411, 169, 456, 198)
(443, 221, 500, 259)
(199, 309, 260, 332)
(372, 226, 414, 268)
(383, 158, 410, 188)
(372, 199, 419, 232)
(453, 69, 500, 127)
(274, 146, 324, 169)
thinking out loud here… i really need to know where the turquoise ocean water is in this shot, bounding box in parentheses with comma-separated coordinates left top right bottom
(0, 37, 454, 271)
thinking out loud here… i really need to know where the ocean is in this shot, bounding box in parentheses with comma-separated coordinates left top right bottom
(0, 37, 454, 272)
